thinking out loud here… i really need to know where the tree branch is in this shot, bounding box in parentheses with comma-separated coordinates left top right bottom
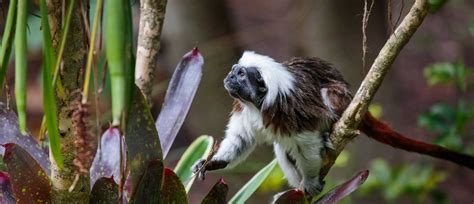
(320, 0, 430, 179)
(135, 0, 168, 104)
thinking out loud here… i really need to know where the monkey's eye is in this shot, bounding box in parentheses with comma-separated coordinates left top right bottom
(237, 69, 245, 76)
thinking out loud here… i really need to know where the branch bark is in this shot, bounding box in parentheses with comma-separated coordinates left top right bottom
(320, 0, 430, 178)
(135, 0, 168, 104)
(47, 0, 89, 202)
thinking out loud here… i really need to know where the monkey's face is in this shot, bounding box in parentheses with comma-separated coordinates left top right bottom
(224, 65, 267, 107)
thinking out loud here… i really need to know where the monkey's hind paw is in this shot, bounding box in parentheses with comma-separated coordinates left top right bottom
(302, 178, 325, 197)
(192, 159, 207, 180)
(322, 132, 335, 150)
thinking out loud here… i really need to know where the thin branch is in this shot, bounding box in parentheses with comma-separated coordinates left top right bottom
(135, 0, 168, 105)
(320, 0, 430, 179)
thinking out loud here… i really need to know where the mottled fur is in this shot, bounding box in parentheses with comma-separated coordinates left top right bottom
(194, 52, 353, 196)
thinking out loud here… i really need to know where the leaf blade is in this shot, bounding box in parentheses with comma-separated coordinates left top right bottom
(156, 48, 204, 157)
(174, 135, 214, 192)
(316, 170, 369, 204)
(90, 127, 122, 189)
(0, 0, 17, 91)
(3, 144, 51, 203)
(0, 103, 50, 175)
(229, 159, 278, 204)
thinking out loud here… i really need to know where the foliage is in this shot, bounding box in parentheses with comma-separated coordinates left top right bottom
(0, 1, 369, 203)
(359, 159, 446, 202)
(357, 61, 473, 203)
(420, 61, 474, 153)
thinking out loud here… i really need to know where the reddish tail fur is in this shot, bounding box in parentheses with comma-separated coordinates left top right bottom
(359, 112, 474, 169)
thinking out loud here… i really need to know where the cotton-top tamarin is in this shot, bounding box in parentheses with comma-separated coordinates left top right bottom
(192, 51, 474, 196)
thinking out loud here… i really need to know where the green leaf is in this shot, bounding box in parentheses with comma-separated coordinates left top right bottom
(0, 0, 16, 91)
(129, 159, 164, 203)
(229, 159, 278, 204)
(423, 62, 468, 92)
(160, 168, 187, 203)
(90, 177, 119, 204)
(3, 144, 51, 203)
(428, 0, 447, 13)
(14, 0, 28, 134)
(105, 0, 127, 126)
(202, 179, 229, 204)
(174, 135, 214, 192)
(126, 86, 162, 200)
(39, 0, 63, 169)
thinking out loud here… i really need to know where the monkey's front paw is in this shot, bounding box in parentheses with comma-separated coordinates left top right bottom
(302, 177, 325, 197)
(192, 159, 207, 180)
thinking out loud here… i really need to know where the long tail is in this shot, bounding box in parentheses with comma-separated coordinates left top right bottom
(359, 112, 474, 169)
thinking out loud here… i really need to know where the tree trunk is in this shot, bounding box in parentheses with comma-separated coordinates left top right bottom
(47, 0, 89, 202)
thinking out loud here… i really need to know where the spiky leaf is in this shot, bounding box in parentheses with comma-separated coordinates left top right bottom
(0, 103, 50, 175)
(201, 179, 229, 204)
(3, 144, 51, 203)
(156, 48, 204, 157)
(90, 177, 119, 204)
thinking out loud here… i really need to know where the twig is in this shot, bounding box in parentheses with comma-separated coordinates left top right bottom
(362, 0, 375, 71)
(135, 0, 168, 105)
(320, 0, 430, 179)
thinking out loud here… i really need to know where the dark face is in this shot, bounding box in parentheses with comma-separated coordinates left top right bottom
(224, 64, 267, 107)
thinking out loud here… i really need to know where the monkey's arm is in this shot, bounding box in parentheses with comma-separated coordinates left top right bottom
(323, 83, 474, 169)
(193, 112, 257, 174)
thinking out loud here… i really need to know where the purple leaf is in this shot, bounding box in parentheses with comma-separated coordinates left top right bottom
(160, 168, 187, 203)
(0, 103, 50, 175)
(90, 127, 123, 189)
(126, 86, 162, 198)
(316, 170, 369, 204)
(156, 48, 204, 158)
(90, 177, 118, 204)
(3, 144, 51, 203)
(129, 159, 164, 203)
(273, 189, 306, 204)
(0, 172, 15, 204)
(201, 179, 229, 204)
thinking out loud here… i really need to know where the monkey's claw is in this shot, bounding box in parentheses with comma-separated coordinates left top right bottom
(192, 159, 207, 180)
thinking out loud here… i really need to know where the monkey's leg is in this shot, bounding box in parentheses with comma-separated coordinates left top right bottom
(293, 132, 325, 196)
(274, 143, 301, 188)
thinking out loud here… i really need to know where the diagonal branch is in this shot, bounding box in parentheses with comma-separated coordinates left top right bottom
(320, 0, 430, 179)
(135, 0, 168, 104)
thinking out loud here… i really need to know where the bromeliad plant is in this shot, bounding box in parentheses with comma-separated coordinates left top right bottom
(0, 0, 368, 203)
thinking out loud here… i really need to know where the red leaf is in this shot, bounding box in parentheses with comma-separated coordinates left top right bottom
(0, 103, 50, 175)
(90, 127, 123, 189)
(0, 171, 15, 204)
(201, 178, 229, 204)
(3, 144, 51, 203)
(129, 159, 164, 203)
(316, 170, 369, 204)
(156, 48, 204, 157)
(273, 189, 306, 204)
(125, 86, 163, 199)
(160, 168, 187, 203)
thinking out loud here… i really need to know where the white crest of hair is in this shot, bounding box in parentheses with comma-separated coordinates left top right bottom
(238, 51, 295, 108)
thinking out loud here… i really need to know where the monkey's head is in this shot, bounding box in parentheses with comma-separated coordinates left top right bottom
(224, 51, 295, 108)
